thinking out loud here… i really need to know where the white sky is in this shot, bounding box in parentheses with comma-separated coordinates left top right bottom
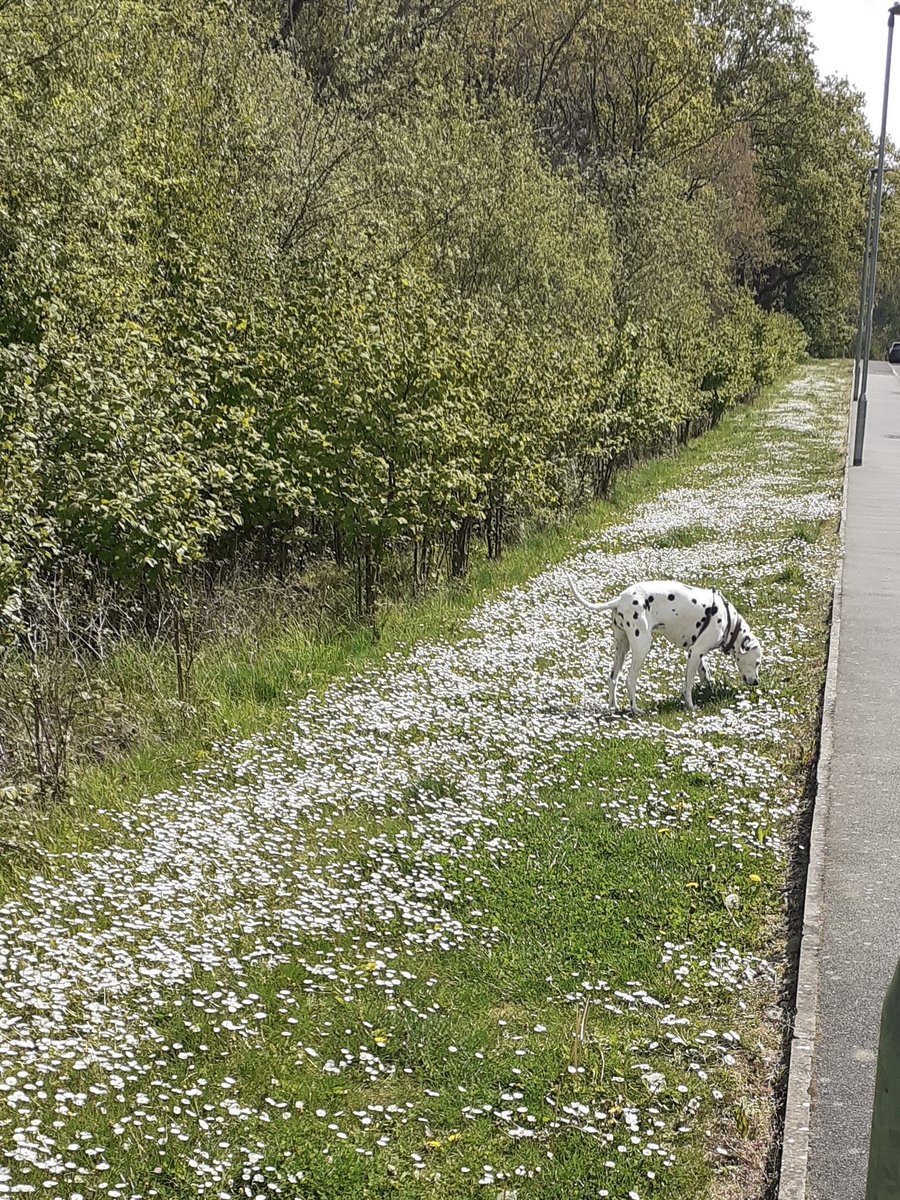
(804, 0, 900, 142)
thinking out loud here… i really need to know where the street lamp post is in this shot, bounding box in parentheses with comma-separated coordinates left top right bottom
(853, 2, 900, 467)
(853, 168, 878, 403)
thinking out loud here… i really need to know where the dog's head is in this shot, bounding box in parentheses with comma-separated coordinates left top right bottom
(735, 628, 762, 687)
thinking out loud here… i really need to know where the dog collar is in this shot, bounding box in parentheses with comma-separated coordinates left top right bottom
(711, 591, 741, 656)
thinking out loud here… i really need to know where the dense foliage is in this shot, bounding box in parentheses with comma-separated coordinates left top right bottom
(0, 0, 870, 657)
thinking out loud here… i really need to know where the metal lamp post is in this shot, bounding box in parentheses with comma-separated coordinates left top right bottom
(853, 167, 878, 403)
(853, 2, 900, 466)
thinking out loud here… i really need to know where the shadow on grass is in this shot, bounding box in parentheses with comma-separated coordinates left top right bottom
(649, 679, 741, 716)
(537, 677, 741, 723)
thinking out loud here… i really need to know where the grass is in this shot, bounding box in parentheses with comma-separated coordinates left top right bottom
(789, 519, 825, 544)
(0, 362, 849, 1200)
(772, 564, 804, 586)
(651, 523, 711, 550)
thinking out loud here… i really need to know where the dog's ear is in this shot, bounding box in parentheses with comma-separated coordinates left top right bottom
(740, 635, 752, 652)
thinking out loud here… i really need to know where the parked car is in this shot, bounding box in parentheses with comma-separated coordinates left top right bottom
(888, 342, 900, 363)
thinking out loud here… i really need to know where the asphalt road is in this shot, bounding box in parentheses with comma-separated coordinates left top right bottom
(807, 362, 900, 1199)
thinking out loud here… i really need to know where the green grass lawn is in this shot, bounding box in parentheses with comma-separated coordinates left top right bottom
(0, 362, 847, 1200)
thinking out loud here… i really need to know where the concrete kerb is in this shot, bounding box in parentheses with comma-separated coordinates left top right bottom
(776, 375, 853, 1200)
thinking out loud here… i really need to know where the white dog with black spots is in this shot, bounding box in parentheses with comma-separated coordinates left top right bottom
(567, 576, 762, 714)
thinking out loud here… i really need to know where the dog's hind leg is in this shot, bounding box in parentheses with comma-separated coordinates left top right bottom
(698, 656, 710, 687)
(608, 628, 628, 709)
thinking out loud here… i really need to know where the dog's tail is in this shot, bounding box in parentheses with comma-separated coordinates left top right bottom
(566, 573, 617, 613)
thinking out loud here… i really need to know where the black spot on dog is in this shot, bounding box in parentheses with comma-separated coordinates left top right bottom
(691, 635, 696, 643)
(633, 598, 639, 605)
(668, 593, 675, 601)
(634, 628, 640, 636)
(696, 620, 702, 628)
(648, 595, 654, 602)
(691, 598, 698, 604)
(644, 598, 651, 610)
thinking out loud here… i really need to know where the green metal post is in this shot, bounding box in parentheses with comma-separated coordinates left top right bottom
(866, 959, 900, 1199)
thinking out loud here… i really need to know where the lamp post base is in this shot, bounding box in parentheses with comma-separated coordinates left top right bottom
(853, 393, 868, 466)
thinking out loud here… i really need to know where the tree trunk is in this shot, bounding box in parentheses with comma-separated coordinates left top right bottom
(364, 548, 379, 619)
(486, 498, 505, 560)
(450, 517, 473, 578)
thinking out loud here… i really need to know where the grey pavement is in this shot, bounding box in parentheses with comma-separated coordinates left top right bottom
(806, 363, 900, 1200)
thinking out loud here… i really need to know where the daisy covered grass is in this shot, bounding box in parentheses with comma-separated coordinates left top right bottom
(0, 363, 846, 1198)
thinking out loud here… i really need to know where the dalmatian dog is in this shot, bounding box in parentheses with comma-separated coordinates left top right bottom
(567, 576, 762, 714)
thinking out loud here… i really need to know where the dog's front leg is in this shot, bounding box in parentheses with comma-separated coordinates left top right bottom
(698, 656, 710, 687)
(684, 649, 703, 711)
